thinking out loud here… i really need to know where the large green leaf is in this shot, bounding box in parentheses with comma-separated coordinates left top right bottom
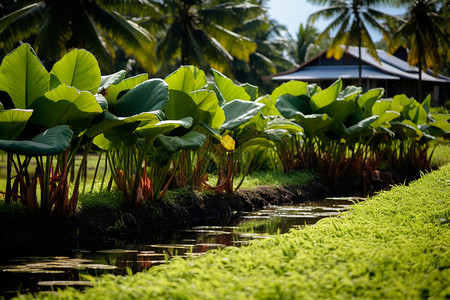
(0, 109, 33, 140)
(275, 94, 313, 118)
(338, 115, 379, 138)
(189, 90, 225, 129)
(212, 69, 250, 103)
(310, 78, 342, 112)
(357, 88, 384, 117)
(220, 100, 264, 131)
(256, 95, 280, 117)
(370, 111, 400, 129)
(165, 66, 207, 93)
(407, 103, 428, 125)
(271, 80, 308, 102)
(115, 79, 169, 117)
(293, 113, 333, 138)
(372, 99, 393, 116)
(105, 73, 148, 107)
(267, 116, 303, 135)
(317, 97, 356, 129)
(155, 131, 206, 154)
(85, 111, 162, 138)
(0, 125, 73, 156)
(420, 120, 450, 138)
(262, 129, 290, 143)
(240, 83, 258, 101)
(0, 44, 49, 109)
(421, 95, 431, 115)
(93, 133, 124, 150)
(390, 120, 423, 140)
(135, 117, 193, 140)
(98, 70, 127, 93)
(165, 90, 199, 122)
(203, 82, 226, 107)
(339, 85, 361, 101)
(49, 49, 101, 94)
(95, 94, 108, 111)
(30, 84, 102, 132)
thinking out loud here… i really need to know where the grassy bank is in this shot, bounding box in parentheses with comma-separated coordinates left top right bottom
(18, 165, 450, 299)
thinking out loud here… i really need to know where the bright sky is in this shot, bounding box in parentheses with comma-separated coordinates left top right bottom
(267, 0, 407, 42)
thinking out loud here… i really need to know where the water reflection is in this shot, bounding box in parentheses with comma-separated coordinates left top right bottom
(0, 198, 357, 298)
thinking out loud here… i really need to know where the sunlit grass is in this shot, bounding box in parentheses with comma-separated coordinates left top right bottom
(207, 169, 317, 189)
(430, 142, 450, 168)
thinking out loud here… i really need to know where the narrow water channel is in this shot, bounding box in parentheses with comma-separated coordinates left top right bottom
(0, 197, 357, 298)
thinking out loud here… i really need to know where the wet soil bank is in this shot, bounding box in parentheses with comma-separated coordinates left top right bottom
(0, 170, 419, 259)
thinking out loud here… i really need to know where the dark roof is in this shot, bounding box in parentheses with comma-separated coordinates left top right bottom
(269, 46, 450, 83)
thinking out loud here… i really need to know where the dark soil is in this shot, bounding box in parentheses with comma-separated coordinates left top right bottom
(0, 170, 421, 259)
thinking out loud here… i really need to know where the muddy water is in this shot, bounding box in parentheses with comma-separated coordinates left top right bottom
(0, 197, 358, 298)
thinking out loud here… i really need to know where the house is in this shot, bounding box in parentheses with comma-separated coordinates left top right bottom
(266, 46, 450, 106)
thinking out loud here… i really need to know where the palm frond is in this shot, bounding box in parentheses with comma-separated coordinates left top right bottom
(91, 7, 157, 74)
(97, 0, 162, 18)
(326, 14, 351, 59)
(77, 8, 114, 72)
(34, 2, 71, 65)
(308, 5, 347, 24)
(0, 4, 44, 52)
(157, 22, 182, 63)
(205, 24, 257, 62)
(193, 28, 233, 76)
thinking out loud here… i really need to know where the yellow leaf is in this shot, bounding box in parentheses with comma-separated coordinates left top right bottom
(221, 135, 235, 151)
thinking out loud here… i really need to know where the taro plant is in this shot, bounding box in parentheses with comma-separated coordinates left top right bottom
(89, 73, 171, 205)
(0, 44, 103, 215)
(384, 94, 450, 171)
(275, 79, 385, 181)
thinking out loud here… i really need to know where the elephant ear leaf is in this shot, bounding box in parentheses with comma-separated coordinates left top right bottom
(0, 125, 73, 156)
(310, 78, 342, 112)
(212, 69, 250, 103)
(115, 79, 169, 117)
(271, 80, 308, 101)
(155, 131, 206, 154)
(0, 44, 49, 109)
(98, 70, 127, 93)
(29, 84, 102, 133)
(220, 100, 264, 131)
(50, 49, 101, 94)
(0, 109, 33, 140)
(165, 66, 207, 92)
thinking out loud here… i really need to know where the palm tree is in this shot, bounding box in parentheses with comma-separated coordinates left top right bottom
(232, 14, 296, 93)
(289, 23, 331, 64)
(156, 0, 260, 77)
(307, 0, 398, 86)
(0, 0, 160, 73)
(393, 0, 450, 100)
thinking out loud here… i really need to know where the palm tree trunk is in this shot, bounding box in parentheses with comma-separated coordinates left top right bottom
(418, 54, 423, 100)
(358, 32, 362, 87)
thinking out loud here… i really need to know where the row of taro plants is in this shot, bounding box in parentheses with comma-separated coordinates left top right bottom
(0, 44, 449, 216)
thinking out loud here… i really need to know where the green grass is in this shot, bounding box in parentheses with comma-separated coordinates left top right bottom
(431, 142, 450, 168)
(207, 169, 317, 189)
(18, 165, 450, 299)
(78, 190, 125, 210)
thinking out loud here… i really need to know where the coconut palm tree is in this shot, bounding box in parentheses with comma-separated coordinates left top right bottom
(288, 23, 331, 64)
(0, 0, 160, 73)
(232, 14, 296, 93)
(308, 0, 399, 86)
(156, 0, 260, 77)
(393, 0, 450, 100)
